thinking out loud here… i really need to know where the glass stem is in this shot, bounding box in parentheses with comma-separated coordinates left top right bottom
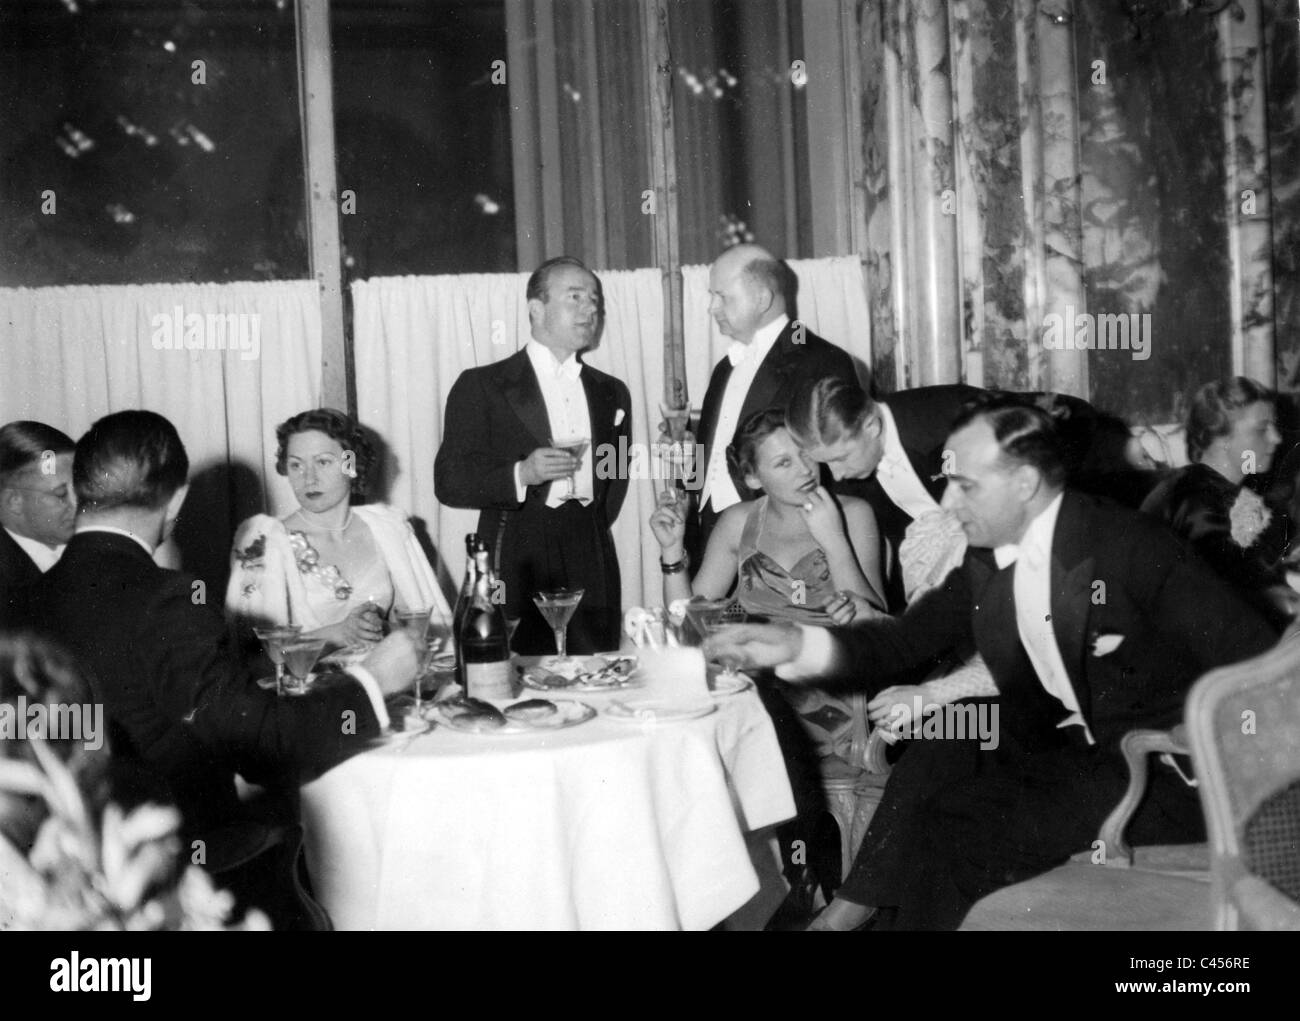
(555, 626, 567, 660)
(275, 663, 284, 697)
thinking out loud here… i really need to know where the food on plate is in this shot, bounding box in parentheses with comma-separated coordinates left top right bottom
(504, 698, 559, 723)
(439, 695, 507, 731)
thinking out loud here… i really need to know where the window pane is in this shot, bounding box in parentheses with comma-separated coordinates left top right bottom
(330, 0, 515, 277)
(0, 0, 307, 286)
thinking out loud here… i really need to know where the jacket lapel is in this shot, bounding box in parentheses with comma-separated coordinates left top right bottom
(738, 322, 798, 426)
(1049, 492, 1095, 718)
(501, 350, 552, 451)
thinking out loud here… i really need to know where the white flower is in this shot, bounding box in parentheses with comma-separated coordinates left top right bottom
(1228, 488, 1272, 549)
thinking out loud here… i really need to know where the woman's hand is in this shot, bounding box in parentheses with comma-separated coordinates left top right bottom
(822, 591, 879, 626)
(867, 684, 936, 737)
(649, 495, 688, 554)
(798, 486, 848, 552)
(334, 601, 385, 647)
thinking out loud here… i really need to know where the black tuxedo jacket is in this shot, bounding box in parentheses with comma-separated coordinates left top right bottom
(0, 527, 43, 629)
(697, 321, 856, 505)
(434, 349, 633, 649)
(28, 532, 383, 835)
(824, 489, 1276, 752)
(434, 348, 632, 523)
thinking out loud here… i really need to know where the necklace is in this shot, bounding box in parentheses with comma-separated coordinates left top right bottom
(292, 508, 354, 533)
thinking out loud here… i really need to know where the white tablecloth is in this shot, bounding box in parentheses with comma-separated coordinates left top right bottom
(300, 685, 795, 930)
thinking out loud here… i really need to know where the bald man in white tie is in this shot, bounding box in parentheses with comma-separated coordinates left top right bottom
(688, 244, 856, 557)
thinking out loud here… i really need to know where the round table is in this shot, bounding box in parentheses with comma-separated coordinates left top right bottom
(300, 674, 795, 930)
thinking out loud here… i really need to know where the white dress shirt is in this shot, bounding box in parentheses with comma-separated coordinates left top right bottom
(993, 492, 1094, 744)
(5, 527, 65, 573)
(701, 314, 788, 513)
(513, 340, 594, 507)
(874, 403, 942, 521)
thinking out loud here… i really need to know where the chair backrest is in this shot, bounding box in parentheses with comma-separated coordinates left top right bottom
(1185, 635, 1300, 930)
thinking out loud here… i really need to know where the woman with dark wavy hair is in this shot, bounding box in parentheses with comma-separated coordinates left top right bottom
(225, 408, 449, 647)
(1141, 377, 1295, 628)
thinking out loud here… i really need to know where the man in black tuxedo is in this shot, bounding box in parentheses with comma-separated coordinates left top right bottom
(708, 395, 1276, 929)
(28, 411, 420, 845)
(435, 256, 632, 654)
(0, 421, 76, 628)
(790, 378, 1102, 609)
(688, 244, 856, 556)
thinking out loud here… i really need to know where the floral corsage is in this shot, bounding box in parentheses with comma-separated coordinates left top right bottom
(1228, 488, 1272, 549)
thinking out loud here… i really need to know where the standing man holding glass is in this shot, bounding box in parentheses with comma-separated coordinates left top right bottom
(435, 256, 633, 655)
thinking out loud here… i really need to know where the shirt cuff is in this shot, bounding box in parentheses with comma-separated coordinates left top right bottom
(346, 664, 390, 731)
(775, 625, 834, 681)
(513, 461, 527, 503)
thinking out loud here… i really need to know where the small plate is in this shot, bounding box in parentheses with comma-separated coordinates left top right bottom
(518, 654, 640, 693)
(604, 698, 717, 724)
(423, 698, 596, 734)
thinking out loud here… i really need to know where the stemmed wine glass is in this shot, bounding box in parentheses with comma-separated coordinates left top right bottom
(253, 625, 302, 696)
(280, 637, 326, 695)
(658, 401, 691, 506)
(533, 588, 584, 666)
(549, 435, 590, 500)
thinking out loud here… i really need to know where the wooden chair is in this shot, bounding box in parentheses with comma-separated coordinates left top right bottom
(1185, 636, 1300, 930)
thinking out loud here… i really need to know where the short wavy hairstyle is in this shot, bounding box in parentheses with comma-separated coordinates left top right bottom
(274, 408, 376, 498)
(726, 407, 792, 484)
(1185, 377, 1275, 464)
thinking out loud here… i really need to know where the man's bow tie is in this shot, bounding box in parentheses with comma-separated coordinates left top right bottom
(553, 357, 582, 381)
(994, 542, 1046, 570)
(726, 341, 751, 367)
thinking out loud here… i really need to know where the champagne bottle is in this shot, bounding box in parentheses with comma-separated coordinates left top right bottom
(460, 543, 512, 699)
(452, 535, 479, 688)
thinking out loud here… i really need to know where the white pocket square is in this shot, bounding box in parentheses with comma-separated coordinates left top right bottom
(614, 408, 626, 427)
(1091, 633, 1125, 657)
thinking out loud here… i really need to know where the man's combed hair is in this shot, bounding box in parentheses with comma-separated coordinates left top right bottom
(73, 410, 189, 513)
(951, 393, 1068, 488)
(0, 421, 75, 487)
(740, 257, 794, 311)
(525, 255, 597, 304)
(1185, 376, 1275, 464)
(787, 375, 875, 447)
(275, 407, 376, 498)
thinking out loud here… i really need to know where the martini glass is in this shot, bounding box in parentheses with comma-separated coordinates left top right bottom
(281, 637, 326, 695)
(253, 625, 302, 696)
(533, 588, 585, 666)
(682, 597, 732, 646)
(704, 611, 749, 686)
(550, 435, 590, 500)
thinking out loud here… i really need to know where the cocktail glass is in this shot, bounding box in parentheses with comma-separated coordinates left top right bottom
(253, 625, 302, 696)
(533, 588, 585, 665)
(280, 637, 326, 695)
(550, 436, 590, 500)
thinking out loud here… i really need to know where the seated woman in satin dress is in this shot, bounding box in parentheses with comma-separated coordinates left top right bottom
(1141, 377, 1295, 631)
(225, 408, 450, 648)
(650, 408, 885, 774)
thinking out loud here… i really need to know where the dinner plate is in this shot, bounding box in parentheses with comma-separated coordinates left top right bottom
(518, 654, 640, 693)
(603, 698, 717, 724)
(422, 698, 596, 735)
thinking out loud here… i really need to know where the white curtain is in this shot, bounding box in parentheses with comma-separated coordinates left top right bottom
(353, 257, 872, 613)
(0, 281, 323, 585)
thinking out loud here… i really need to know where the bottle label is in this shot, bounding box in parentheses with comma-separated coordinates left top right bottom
(466, 659, 514, 701)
